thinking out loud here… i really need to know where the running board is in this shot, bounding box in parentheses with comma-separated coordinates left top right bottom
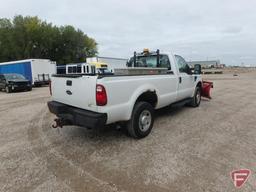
(170, 98, 192, 108)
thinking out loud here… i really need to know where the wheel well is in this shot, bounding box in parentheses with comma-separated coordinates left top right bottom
(197, 82, 202, 90)
(136, 91, 158, 108)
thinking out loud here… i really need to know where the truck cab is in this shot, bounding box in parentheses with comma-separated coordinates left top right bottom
(126, 49, 199, 101)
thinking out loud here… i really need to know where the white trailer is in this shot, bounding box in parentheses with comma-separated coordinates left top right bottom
(0, 59, 56, 86)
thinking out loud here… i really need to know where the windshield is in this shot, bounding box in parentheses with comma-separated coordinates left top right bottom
(5, 74, 26, 80)
(127, 55, 171, 68)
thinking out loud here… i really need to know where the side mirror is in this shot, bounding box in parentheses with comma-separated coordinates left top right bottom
(194, 64, 202, 75)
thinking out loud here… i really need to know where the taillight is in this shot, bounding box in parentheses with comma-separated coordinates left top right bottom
(49, 80, 52, 96)
(96, 84, 107, 106)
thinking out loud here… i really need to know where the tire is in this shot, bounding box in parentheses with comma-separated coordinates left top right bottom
(5, 86, 11, 93)
(126, 102, 154, 139)
(27, 87, 32, 91)
(189, 86, 201, 107)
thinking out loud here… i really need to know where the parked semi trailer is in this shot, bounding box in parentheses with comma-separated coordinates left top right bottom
(0, 59, 56, 86)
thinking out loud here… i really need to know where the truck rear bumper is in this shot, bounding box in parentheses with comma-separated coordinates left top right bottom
(47, 101, 107, 129)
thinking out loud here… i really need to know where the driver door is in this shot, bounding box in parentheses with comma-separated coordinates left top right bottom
(175, 55, 194, 100)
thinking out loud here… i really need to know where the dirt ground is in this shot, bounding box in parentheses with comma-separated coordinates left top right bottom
(1, 71, 256, 192)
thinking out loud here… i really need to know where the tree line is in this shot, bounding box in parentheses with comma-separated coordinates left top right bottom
(0, 15, 97, 64)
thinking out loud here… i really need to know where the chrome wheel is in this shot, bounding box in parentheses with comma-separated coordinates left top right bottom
(139, 110, 152, 132)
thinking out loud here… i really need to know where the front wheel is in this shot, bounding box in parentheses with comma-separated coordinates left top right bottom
(126, 102, 154, 139)
(189, 87, 201, 107)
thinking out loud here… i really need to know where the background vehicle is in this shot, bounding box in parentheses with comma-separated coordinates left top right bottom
(65, 61, 113, 75)
(0, 73, 32, 93)
(0, 59, 56, 86)
(48, 49, 202, 139)
(86, 56, 127, 72)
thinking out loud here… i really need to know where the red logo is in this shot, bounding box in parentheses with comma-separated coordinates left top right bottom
(231, 169, 251, 188)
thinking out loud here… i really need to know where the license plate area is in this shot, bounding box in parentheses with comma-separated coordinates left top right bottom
(66, 80, 72, 86)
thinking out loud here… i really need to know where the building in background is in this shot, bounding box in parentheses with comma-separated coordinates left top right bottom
(187, 60, 225, 69)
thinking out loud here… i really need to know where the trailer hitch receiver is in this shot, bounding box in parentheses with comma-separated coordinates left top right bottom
(52, 118, 63, 128)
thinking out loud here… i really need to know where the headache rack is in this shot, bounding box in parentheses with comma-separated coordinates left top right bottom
(131, 49, 160, 68)
(116, 49, 173, 76)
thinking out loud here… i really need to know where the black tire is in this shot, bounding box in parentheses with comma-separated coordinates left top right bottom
(189, 87, 201, 107)
(126, 102, 154, 139)
(5, 86, 11, 93)
(27, 87, 32, 91)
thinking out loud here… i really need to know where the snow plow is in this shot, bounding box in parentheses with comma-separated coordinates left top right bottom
(201, 81, 213, 99)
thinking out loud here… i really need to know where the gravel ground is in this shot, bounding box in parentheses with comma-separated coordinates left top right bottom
(1, 71, 256, 192)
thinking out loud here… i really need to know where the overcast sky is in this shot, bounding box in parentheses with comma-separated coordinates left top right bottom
(1, 0, 256, 65)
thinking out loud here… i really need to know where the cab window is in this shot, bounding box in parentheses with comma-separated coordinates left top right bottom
(128, 54, 171, 69)
(159, 55, 171, 69)
(175, 55, 191, 74)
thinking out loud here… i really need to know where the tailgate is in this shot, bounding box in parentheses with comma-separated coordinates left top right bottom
(51, 75, 98, 112)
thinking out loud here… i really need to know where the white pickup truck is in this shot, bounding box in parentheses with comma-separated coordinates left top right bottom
(48, 50, 202, 138)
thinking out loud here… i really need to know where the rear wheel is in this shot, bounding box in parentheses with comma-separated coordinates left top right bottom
(189, 87, 201, 107)
(126, 102, 154, 139)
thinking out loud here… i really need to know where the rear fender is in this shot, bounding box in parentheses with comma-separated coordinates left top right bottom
(126, 84, 158, 120)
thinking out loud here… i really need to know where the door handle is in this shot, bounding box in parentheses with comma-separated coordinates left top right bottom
(179, 77, 182, 83)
